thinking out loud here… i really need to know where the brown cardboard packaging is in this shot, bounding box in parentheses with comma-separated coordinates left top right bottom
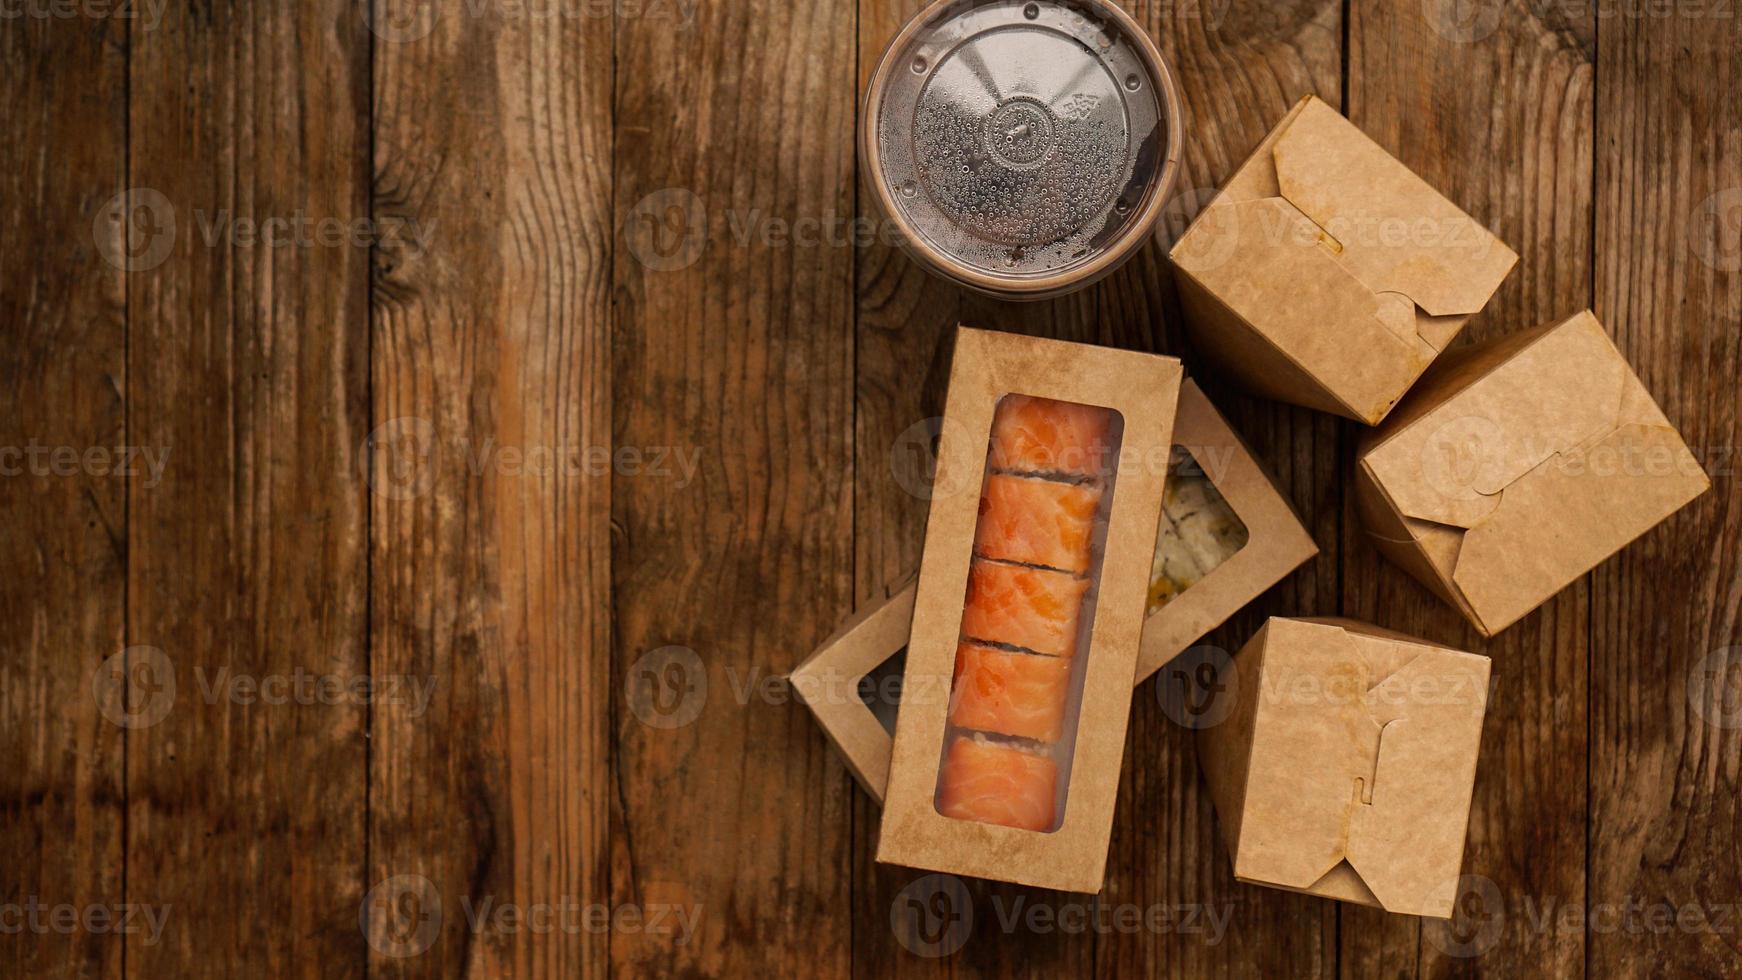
(790, 380, 1318, 810)
(1169, 95, 1518, 425)
(1354, 310, 1711, 637)
(1196, 617, 1491, 918)
(876, 327, 1181, 893)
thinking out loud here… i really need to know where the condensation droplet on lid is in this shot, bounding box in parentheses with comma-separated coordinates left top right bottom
(898, 180, 918, 198)
(912, 55, 928, 74)
(1023, 2, 1039, 18)
(1124, 73, 1141, 91)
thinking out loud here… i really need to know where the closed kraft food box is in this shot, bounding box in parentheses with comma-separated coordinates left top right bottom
(876, 326, 1181, 893)
(1169, 95, 1517, 425)
(1196, 617, 1491, 918)
(1355, 309, 1710, 637)
(789, 379, 1318, 805)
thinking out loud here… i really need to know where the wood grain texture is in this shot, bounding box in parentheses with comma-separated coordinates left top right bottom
(610, 0, 858, 974)
(123, 0, 371, 973)
(3, 1, 1742, 976)
(369, 0, 614, 974)
(1592, 9, 1742, 977)
(0, 12, 126, 979)
(1344, 3, 1595, 976)
(1104, 2, 1347, 977)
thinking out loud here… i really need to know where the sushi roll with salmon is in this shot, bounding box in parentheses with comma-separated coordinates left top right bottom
(973, 474, 1103, 574)
(936, 734, 1058, 832)
(949, 642, 1071, 743)
(989, 395, 1117, 480)
(959, 559, 1089, 658)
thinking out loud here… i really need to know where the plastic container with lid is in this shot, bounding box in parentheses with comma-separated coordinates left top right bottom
(862, 0, 1183, 300)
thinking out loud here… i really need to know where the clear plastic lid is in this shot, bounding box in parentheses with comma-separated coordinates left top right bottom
(868, 0, 1173, 294)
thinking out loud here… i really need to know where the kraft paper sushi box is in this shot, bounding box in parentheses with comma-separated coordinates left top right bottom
(1196, 617, 1491, 918)
(1354, 310, 1710, 637)
(875, 327, 1182, 893)
(789, 379, 1318, 806)
(1169, 95, 1518, 425)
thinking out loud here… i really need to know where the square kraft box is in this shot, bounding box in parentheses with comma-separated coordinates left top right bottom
(876, 327, 1181, 894)
(1196, 617, 1491, 918)
(1355, 310, 1711, 637)
(1169, 95, 1517, 425)
(789, 380, 1317, 806)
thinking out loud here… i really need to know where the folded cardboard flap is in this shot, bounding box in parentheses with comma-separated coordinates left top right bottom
(1205, 618, 1490, 919)
(790, 381, 1317, 808)
(1270, 99, 1517, 322)
(787, 576, 916, 800)
(1137, 381, 1319, 679)
(1359, 310, 1711, 635)
(1172, 95, 1517, 424)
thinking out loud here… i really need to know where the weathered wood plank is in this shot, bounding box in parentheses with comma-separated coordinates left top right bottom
(1342, 5, 1595, 976)
(1101, 3, 1347, 976)
(125, 0, 371, 973)
(0, 12, 127, 979)
(367, 0, 614, 975)
(610, 0, 858, 974)
(1592, 10, 1742, 977)
(847, 4, 974, 974)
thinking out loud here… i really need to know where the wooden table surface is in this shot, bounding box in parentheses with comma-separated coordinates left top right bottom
(4, 0, 1740, 976)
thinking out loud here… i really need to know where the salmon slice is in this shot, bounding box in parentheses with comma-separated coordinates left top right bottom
(989, 395, 1116, 479)
(950, 642, 1071, 742)
(960, 560, 1089, 657)
(973, 474, 1103, 574)
(936, 735, 1059, 832)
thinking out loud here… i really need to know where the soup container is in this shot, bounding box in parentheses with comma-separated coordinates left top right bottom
(862, 0, 1184, 300)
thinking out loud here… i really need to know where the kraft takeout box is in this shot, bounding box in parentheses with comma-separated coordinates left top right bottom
(1355, 310, 1711, 637)
(1169, 95, 1518, 425)
(1196, 617, 1490, 918)
(876, 327, 1181, 893)
(789, 380, 1318, 805)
